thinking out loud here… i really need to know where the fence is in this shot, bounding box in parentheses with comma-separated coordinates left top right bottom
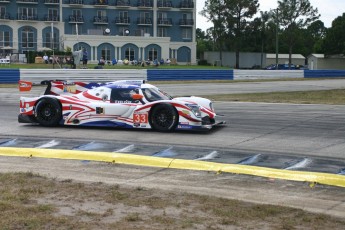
(1, 69, 345, 84)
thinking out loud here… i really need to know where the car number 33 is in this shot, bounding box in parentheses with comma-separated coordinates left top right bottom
(133, 113, 148, 123)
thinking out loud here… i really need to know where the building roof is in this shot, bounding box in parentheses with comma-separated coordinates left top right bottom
(266, 54, 305, 59)
(308, 54, 325, 58)
(308, 54, 345, 59)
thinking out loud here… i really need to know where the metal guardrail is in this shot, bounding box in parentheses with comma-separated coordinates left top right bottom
(1, 69, 345, 84)
(19, 69, 147, 84)
(0, 69, 20, 83)
(234, 70, 304, 80)
(305, 70, 345, 78)
(147, 69, 233, 81)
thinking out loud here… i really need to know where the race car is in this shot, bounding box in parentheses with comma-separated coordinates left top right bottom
(18, 79, 225, 131)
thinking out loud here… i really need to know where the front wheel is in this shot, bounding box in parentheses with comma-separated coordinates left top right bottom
(35, 98, 62, 127)
(149, 104, 178, 132)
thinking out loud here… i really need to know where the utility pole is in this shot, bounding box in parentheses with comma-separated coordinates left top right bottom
(51, 23, 55, 69)
(275, 8, 279, 70)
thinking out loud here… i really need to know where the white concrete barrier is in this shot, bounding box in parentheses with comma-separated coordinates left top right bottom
(234, 70, 304, 80)
(20, 69, 147, 84)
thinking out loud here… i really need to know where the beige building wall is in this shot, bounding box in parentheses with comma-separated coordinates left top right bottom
(308, 54, 345, 70)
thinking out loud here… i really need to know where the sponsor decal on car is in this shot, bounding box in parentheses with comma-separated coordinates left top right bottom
(133, 112, 148, 124)
(114, 100, 132, 103)
(178, 125, 193, 129)
(181, 110, 191, 116)
(63, 85, 76, 93)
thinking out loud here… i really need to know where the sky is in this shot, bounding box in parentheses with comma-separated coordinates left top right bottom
(196, 0, 345, 31)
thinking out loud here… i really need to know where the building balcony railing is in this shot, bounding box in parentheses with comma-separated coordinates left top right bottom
(16, 0, 38, 3)
(68, 0, 83, 5)
(137, 0, 152, 8)
(136, 17, 152, 25)
(179, 19, 193, 26)
(115, 17, 130, 24)
(69, 15, 84, 23)
(115, 0, 130, 7)
(44, 15, 60, 21)
(0, 13, 10, 20)
(179, 1, 194, 9)
(157, 18, 172, 26)
(157, 0, 172, 8)
(17, 14, 38, 21)
(44, 0, 60, 4)
(0, 0, 11, 3)
(93, 0, 108, 6)
(94, 16, 108, 24)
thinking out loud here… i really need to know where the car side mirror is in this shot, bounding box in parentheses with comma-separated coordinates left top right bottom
(132, 94, 143, 100)
(132, 94, 145, 104)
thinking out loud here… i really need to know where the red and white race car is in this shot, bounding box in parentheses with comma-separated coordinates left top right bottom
(18, 80, 225, 131)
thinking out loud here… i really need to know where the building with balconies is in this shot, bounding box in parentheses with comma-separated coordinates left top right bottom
(0, 0, 196, 64)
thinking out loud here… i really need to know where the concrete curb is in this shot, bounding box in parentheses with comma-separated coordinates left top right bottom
(1, 147, 345, 188)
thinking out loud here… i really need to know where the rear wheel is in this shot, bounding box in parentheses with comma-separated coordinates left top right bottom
(150, 104, 178, 131)
(35, 98, 62, 126)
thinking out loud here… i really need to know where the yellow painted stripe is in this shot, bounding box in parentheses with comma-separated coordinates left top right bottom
(1, 147, 345, 188)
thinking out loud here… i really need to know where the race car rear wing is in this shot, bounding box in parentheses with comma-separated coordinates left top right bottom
(19, 79, 146, 96)
(18, 80, 33, 92)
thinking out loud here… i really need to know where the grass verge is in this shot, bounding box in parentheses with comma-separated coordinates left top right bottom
(2, 79, 345, 105)
(1, 172, 344, 229)
(201, 89, 345, 105)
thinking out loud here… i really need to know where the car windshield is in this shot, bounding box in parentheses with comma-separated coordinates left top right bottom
(142, 88, 172, 102)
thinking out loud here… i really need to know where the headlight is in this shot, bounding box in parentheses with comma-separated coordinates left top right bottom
(187, 104, 201, 118)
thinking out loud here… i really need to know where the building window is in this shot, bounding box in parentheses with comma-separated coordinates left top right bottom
(182, 13, 192, 20)
(182, 28, 192, 39)
(148, 47, 157, 61)
(44, 31, 57, 49)
(72, 9, 82, 18)
(101, 46, 111, 61)
(125, 47, 134, 61)
(158, 12, 167, 20)
(21, 27, 34, 49)
(18, 7, 37, 20)
(119, 11, 128, 22)
(0, 31, 10, 47)
(0, 6, 6, 19)
(139, 12, 150, 24)
(157, 28, 167, 37)
(48, 8, 58, 21)
(97, 10, 106, 17)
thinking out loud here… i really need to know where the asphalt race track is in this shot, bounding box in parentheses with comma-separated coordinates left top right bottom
(1, 79, 345, 217)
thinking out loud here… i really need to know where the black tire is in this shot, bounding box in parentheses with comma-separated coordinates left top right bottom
(149, 103, 178, 131)
(35, 98, 62, 127)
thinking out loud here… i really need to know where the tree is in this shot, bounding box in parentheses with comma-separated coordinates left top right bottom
(201, 0, 259, 68)
(274, 0, 320, 67)
(196, 28, 213, 61)
(223, 0, 259, 68)
(322, 13, 345, 55)
(200, 0, 227, 66)
(303, 20, 327, 55)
